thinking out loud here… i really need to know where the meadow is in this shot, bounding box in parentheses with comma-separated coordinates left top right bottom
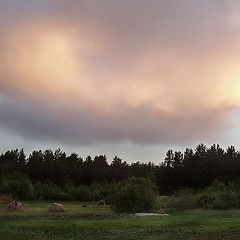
(1, 202, 240, 240)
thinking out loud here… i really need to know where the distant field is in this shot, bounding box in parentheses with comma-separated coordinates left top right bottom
(1, 202, 240, 240)
(0, 201, 112, 217)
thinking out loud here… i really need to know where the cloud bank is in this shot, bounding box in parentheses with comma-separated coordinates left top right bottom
(0, 0, 240, 146)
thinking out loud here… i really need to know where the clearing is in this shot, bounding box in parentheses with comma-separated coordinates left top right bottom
(0, 202, 240, 240)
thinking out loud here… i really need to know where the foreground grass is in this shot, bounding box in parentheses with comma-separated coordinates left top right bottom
(1, 202, 240, 239)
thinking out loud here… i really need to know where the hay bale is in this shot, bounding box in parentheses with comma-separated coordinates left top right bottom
(5, 201, 25, 212)
(97, 200, 105, 207)
(0, 195, 14, 204)
(48, 203, 65, 212)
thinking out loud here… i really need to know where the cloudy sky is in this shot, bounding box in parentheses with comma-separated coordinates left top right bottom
(0, 0, 240, 162)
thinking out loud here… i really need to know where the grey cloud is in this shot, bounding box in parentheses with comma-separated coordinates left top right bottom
(0, 0, 240, 146)
(0, 95, 234, 145)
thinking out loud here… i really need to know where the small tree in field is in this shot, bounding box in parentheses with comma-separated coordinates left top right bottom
(109, 177, 158, 213)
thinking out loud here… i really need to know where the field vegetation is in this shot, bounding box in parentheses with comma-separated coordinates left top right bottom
(1, 202, 240, 240)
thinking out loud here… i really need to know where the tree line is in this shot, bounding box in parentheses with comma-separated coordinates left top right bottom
(0, 143, 240, 194)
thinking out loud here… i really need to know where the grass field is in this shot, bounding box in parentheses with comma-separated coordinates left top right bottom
(0, 201, 112, 218)
(1, 202, 240, 240)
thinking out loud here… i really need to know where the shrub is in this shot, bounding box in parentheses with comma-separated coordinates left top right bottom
(173, 187, 195, 197)
(206, 179, 226, 192)
(0, 172, 33, 200)
(196, 180, 238, 209)
(71, 186, 95, 201)
(32, 181, 43, 200)
(165, 196, 198, 212)
(196, 191, 238, 209)
(41, 184, 63, 200)
(165, 180, 239, 211)
(90, 182, 111, 201)
(228, 180, 240, 193)
(109, 177, 158, 213)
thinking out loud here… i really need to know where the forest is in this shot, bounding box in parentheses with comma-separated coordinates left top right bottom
(0, 143, 240, 201)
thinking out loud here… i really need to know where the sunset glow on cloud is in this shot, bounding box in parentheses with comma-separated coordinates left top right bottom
(0, 0, 240, 161)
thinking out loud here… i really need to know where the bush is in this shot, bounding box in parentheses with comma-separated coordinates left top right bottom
(165, 180, 239, 211)
(32, 181, 43, 200)
(165, 196, 198, 212)
(228, 180, 240, 193)
(90, 182, 111, 201)
(109, 177, 158, 213)
(196, 190, 238, 209)
(164, 187, 197, 212)
(41, 184, 63, 200)
(0, 172, 33, 200)
(71, 186, 95, 201)
(173, 187, 195, 197)
(195, 180, 238, 209)
(206, 179, 226, 192)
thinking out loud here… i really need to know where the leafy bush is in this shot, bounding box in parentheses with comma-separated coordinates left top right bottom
(196, 190, 238, 209)
(165, 196, 198, 212)
(71, 186, 95, 201)
(195, 180, 238, 209)
(109, 177, 158, 213)
(32, 181, 43, 200)
(173, 187, 195, 197)
(228, 180, 240, 193)
(165, 180, 239, 211)
(41, 183, 63, 200)
(0, 172, 33, 200)
(206, 179, 226, 192)
(90, 182, 111, 201)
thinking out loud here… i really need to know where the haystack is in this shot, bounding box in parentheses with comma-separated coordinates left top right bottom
(97, 199, 105, 207)
(0, 195, 14, 204)
(48, 203, 65, 212)
(5, 201, 25, 212)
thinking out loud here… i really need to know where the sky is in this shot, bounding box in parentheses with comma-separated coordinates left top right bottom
(0, 0, 240, 163)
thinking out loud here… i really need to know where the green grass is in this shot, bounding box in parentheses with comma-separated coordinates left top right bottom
(0, 201, 112, 218)
(1, 202, 240, 240)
